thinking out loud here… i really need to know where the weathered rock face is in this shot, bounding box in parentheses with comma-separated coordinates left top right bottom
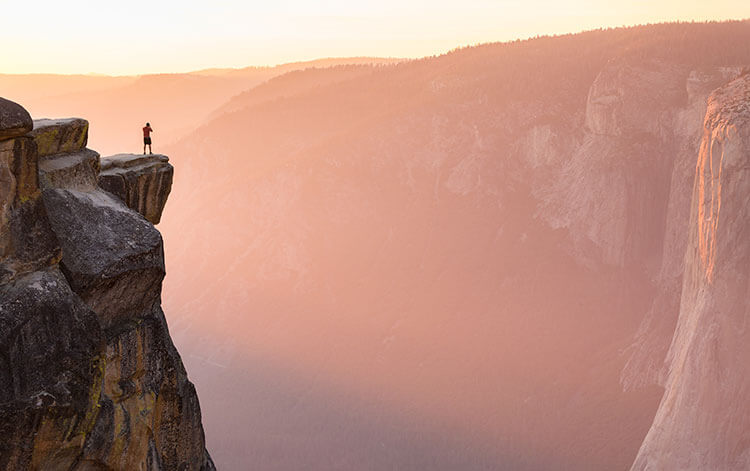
(617, 66, 744, 389)
(0, 106, 60, 283)
(0, 268, 104, 471)
(0, 98, 33, 141)
(537, 62, 742, 273)
(631, 74, 750, 470)
(98, 154, 173, 224)
(0, 101, 213, 470)
(38, 149, 101, 190)
(29, 118, 89, 157)
(41, 189, 165, 332)
(158, 26, 750, 465)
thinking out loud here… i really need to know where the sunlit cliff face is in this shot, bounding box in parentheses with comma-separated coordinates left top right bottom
(11, 20, 750, 471)
(696, 121, 729, 282)
(153, 23, 750, 470)
(632, 73, 750, 471)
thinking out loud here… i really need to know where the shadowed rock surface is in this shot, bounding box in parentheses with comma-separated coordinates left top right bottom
(42, 188, 165, 330)
(38, 148, 100, 190)
(0, 103, 213, 470)
(631, 73, 750, 471)
(98, 153, 173, 224)
(0, 98, 33, 141)
(0, 268, 104, 471)
(0, 132, 60, 283)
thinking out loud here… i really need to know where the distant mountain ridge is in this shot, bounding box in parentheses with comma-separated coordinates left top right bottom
(158, 20, 750, 470)
(6, 21, 750, 470)
(188, 57, 404, 77)
(0, 57, 405, 155)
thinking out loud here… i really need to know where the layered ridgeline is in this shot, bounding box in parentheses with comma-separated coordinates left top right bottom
(0, 100, 213, 469)
(155, 21, 750, 470)
(632, 73, 750, 470)
(0, 58, 402, 156)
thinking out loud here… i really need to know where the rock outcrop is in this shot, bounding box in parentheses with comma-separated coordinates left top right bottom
(616, 66, 744, 389)
(0, 133, 60, 283)
(0, 98, 32, 141)
(98, 154, 173, 224)
(30, 118, 89, 158)
(0, 98, 213, 470)
(631, 74, 750, 470)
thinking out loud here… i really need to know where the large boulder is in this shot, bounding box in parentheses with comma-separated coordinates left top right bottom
(35, 131, 166, 332)
(99, 153, 174, 224)
(0, 111, 214, 470)
(26, 117, 214, 470)
(0, 98, 32, 141)
(42, 187, 165, 331)
(38, 148, 101, 190)
(29, 118, 89, 157)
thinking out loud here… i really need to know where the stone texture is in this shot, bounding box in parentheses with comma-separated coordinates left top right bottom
(42, 188, 165, 331)
(0, 268, 104, 471)
(620, 66, 744, 390)
(0, 135, 61, 283)
(536, 60, 691, 269)
(29, 118, 89, 157)
(39, 148, 101, 190)
(99, 154, 173, 224)
(0, 109, 213, 470)
(81, 305, 214, 470)
(631, 74, 750, 470)
(0, 97, 33, 141)
(100, 153, 170, 171)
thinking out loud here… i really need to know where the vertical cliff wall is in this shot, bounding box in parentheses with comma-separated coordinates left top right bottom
(0, 99, 213, 470)
(631, 74, 750, 470)
(160, 32, 750, 465)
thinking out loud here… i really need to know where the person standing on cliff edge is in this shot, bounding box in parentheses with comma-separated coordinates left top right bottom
(143, 122, 154, 155)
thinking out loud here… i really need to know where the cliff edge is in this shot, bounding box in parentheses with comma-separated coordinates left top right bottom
(631, 74, 750, 470)
(0, 99, 213, 470)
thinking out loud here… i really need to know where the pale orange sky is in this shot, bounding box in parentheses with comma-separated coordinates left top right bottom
(2, 0, 748, 75)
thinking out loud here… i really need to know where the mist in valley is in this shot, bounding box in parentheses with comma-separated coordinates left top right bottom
(8, 20, 750, 470)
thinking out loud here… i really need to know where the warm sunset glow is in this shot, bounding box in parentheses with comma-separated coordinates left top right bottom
(3, 0, 750, 465)
(1, 0, 748, 74)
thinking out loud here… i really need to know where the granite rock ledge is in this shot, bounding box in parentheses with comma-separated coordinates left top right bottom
(0, 97, 213, 470)
(99, 153, 174, 224)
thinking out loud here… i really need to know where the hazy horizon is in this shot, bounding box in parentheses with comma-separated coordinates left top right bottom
(3, 6, 750, 471)
(2, 0, 749, 75)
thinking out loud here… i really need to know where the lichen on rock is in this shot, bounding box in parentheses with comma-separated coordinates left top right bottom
(0, 99, 213, 470)
(29, 118, 89, 157)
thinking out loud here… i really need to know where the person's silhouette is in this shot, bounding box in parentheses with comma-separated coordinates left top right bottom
(143, 122, 154, 154)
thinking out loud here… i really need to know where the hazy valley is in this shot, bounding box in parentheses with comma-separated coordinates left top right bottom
(4, 20, 750, 470)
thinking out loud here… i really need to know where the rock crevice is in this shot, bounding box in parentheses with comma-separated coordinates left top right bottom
(631, 74, 750, 471)
(0, 98, 213, 470)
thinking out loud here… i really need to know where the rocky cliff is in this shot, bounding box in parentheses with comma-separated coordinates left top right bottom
(0, 99, 213, 470)
(156, 22, 750, 470)
(631, 73, 750, 470)
(98, 154, 173, 225)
